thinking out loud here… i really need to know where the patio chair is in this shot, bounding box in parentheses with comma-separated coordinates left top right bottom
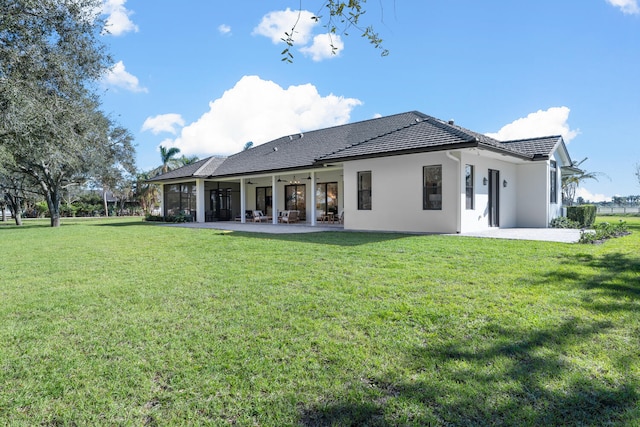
(337, 210, 344, 224)
(281, 210, 299, 223)
(253, 210, 269, 222)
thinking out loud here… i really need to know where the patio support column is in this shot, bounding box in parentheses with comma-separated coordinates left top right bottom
(446, 151, 461, 233)
(159, 184, 165, 217)
(195, 179, 205, 223)
(272, 175, 278, 224)
(310, 171, 317, 226)
(240, 178, 246, 223)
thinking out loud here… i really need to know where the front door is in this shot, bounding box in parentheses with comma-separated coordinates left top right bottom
(488, 169, 500, 227)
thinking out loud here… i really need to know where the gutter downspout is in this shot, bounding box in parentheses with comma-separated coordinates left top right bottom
(446, 151, 461, 233)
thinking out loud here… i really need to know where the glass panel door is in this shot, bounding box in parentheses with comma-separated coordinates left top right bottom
(316, 182, 338, 215)
(285, 184, 306, 220)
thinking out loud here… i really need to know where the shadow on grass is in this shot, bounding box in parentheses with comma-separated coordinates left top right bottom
(231, 231, 414, 247)
(300, 249, 640, 425)
(549, 252, 640, 313)
(300, 318, 638, 426)
(95, 220, 153, 227)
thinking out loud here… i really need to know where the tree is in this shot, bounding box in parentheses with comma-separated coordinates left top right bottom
(561, 158, 604, 206)
(159, 146, 182, 174)
(92, 125, 136, 217)
(0, 0, 135, 227)
(134, 171, 160, 215)
(178, 154, 199, 166)
(282, 0, 389, 62)
(635, 163, 640, 187)
(243, 141, 254, 151)
(0, 170, 29, 226)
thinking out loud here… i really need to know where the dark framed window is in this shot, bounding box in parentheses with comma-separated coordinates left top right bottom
(465, 165, 474, 210)
(423, 165, 442, 210)
(550, 160, 557, 204)
(256, 186, 273, 216)
(357, 171, 372, 210)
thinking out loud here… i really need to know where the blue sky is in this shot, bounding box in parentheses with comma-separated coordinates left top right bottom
(99, 0, 640, 201)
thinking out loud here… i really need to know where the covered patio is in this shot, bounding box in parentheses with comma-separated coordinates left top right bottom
(158, 166, 344, 227)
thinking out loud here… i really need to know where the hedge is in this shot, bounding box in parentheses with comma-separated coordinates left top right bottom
(567, 204, 597, 227)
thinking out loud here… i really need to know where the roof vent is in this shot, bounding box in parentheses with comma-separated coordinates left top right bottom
(289, 135, 293, 140)
(448, 120, 455, 125)
(299, 133, 304, 139)
(273, 147, 278, 152)
(415, 118, 421, 123)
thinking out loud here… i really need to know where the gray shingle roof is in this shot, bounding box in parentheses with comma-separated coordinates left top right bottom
(147, 156, 226, 182)
(500, 136, 562, 158)
(211, 111, 428, 177)
(148, 111, 564, 181)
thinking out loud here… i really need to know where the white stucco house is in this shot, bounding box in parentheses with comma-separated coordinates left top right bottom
(148, 111, 572, 233)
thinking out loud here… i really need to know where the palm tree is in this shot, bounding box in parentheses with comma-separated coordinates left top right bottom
(159, 146, 181, 174)
(134, 171, 159, 215)
(561, 158, 604, 205)
(178, 154, 199, 166)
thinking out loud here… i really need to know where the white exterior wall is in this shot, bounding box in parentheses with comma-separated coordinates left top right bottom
(516, 162, 549, 227)
(341, 149, 553, 233)
(343, 152, 459, 233)
(458, 151, 518, 232)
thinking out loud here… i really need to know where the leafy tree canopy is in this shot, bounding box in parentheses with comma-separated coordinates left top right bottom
(282, 0, 389, 62)
(0, 0, 135, 227)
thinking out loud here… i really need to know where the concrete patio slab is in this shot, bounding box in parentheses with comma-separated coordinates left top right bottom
(455, 228, 581, 243)
(163, 222, 580, 242)
(161, 222, 344, 234)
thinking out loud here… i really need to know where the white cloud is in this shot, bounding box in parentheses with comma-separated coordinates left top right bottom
(485, 106, 579, 143)
(576, 187, 611, 203)
(102, 0, 139, 36)
(606, 0, 640, 14)
(300, 34, 344, 61)
(103, 61, 147, 93)
(218, 24, 232, 36)
(253, 8, 318, 45)
(162, 75, 363, 156)
(142, 114, 185, 135)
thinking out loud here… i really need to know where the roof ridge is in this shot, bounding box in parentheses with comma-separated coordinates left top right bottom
(193, 155, 224, 176)
(318, 117, 425, 160)
(276, 110, 425, 141)
(424, 116, 480, 142)
(502, 135, 562, 143)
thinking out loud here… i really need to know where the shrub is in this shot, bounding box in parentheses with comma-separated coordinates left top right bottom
(567, 204, 597, 227)
(579, 220, 630, 244)
(550, 216, 580, 229)
(145, 213, 193, 223)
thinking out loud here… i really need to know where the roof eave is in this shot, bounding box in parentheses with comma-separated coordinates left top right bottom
(314, 141, 480, 165)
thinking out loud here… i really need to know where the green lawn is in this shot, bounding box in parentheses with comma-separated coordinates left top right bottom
(1, 217, 639, 426)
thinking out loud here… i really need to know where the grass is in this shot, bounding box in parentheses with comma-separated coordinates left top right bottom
(1, 216, 639, 426)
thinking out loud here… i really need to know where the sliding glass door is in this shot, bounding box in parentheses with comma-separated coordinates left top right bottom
(315, 182, 338, 215)
(285, 184, 306, 220)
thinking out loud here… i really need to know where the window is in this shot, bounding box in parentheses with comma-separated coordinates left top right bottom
(423, 165, 442, 210)
(357, 171, 372, 210)
(550, 160, 557, 204)
(465, 165, 474, 210)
